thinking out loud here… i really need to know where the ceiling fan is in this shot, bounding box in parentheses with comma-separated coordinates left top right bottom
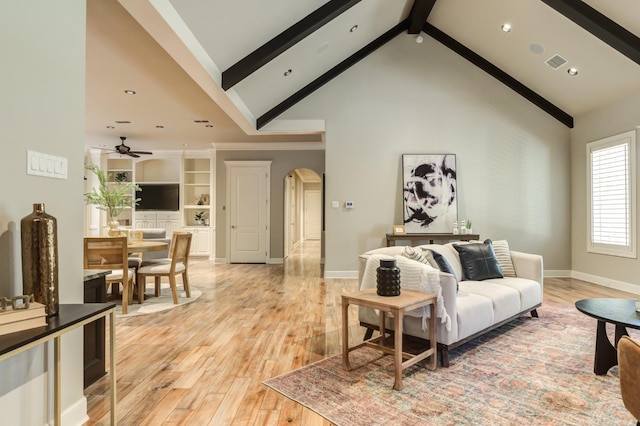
(98, 136, 153, 158)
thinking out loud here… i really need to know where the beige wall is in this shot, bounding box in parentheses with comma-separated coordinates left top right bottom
(570, 90, 640, 293)
(215, 150, 325, 261)
(282, 34, 572, 276)
(0, 1, 87, 423)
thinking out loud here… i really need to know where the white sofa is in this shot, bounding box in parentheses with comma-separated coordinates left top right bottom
(358, 242, 543, 367)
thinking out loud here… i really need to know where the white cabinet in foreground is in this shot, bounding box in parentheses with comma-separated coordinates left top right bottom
(184, 227, 210, 256)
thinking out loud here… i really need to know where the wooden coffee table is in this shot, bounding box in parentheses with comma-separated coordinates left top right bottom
(342, 289, 437, 390)
(575, 298, 640, 375)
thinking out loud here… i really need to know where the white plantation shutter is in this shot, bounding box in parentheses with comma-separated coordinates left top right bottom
(587, 130, 636, 258)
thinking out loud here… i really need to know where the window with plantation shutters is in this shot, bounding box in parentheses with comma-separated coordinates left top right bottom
(587, 130, 636, 258)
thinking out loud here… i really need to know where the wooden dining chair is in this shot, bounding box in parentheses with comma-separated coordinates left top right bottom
(84, 236, 136, 314)
(136, 232, 192, 305)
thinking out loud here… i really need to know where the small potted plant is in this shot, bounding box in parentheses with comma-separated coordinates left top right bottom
(194, 211, 205, 225)
(466, 219, 473, 234)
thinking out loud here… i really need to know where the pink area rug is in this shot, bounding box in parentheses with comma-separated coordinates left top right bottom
(264, 302, 640, 425)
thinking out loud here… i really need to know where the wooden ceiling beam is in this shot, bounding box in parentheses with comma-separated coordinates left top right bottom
(222, 0, 361, 90)
(408, 0, 437, 34)
(540, 0, 640, 66)
(257, 20, 409, 129)
(423, 23, 574, 128)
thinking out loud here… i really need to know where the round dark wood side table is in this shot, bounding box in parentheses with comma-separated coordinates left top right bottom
(575, 298, 640, 375)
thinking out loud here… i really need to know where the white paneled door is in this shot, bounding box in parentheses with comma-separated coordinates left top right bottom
(304, 190, 321, 240)
(226, 161, 271, 263)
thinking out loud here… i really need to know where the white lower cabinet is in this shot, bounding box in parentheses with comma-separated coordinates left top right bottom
(184, 227, 210, 256)
(134, 212, 180, 236)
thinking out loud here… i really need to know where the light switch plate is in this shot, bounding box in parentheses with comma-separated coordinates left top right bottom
(27, 150, 68, 180)
(331, 201, 339, 208)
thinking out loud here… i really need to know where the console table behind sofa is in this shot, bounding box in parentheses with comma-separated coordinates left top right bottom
(386, 233, 480, 247)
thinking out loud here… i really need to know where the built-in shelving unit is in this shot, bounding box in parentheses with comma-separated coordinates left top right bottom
(105, 157, 134, 227)
(183, 157, 211, 227)
(182, 155, 213, 256)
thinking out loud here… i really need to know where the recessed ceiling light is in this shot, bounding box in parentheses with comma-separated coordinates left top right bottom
(283, 69, 292, 77)
(567, 67, 579, 76)
(317, 43, 330, 54)
(205, 124, 214, 128)
(529, 43, 544, 54)
(193, 119, 210, 123)
(106, 125, 115, 129)
(350, 25, 358, 33)
(124, 90, 136, 95)
(501, 23, 512, 33)
(114, 120, 131, 124)
(155, 125, 164, 128)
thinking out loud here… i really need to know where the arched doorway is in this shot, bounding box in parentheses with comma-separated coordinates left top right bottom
(283, 168, 322, 259)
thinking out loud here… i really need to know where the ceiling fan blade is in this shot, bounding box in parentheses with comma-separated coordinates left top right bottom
(129, 151, 153, 155)
(91, 146, 116, 152)
(127, 152, 140, 158)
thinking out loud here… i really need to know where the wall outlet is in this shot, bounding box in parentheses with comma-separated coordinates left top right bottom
(345, 201, 354, 209)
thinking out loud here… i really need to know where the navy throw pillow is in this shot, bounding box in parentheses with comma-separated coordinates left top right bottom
(425, 249, 456, 276)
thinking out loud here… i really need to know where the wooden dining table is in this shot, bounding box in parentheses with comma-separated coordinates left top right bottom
(127, 240, 168, 254)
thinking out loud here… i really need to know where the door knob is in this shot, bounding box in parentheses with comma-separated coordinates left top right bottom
(231, 225, 236, 229)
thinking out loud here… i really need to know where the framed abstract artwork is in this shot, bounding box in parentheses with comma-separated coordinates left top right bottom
(402, 154, 457, 234)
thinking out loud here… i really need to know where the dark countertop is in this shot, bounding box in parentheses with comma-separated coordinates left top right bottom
(83, 269, 111, 281)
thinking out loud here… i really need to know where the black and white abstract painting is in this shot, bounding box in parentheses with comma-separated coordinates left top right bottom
(402, 154, 457, 233)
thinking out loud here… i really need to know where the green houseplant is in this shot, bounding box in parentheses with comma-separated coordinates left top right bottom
(84, 162, 140, 234)
(194, 211, 205, 225)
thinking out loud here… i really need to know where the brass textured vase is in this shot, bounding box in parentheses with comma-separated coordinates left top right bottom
(21, 203, 59, 316)
(376, 259, 401, 297)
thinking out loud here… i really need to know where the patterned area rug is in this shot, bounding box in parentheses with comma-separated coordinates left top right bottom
(113, 283, 201, 316)
(264, 302, 640, 425)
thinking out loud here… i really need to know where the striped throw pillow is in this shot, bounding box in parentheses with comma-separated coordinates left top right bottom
(403, 246, 429, 264)
(490, 239, 516, 277)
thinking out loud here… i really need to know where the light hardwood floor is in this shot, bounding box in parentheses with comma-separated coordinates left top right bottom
(85, 242, 639, 425)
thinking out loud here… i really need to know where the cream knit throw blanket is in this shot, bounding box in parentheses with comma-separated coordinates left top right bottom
(361, 254, 451, 331)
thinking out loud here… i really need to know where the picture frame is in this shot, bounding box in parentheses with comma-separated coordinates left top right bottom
(402, 154, 457, 234)
(392, 225, 406, 235)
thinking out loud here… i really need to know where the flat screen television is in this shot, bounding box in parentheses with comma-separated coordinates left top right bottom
(136, 183, 179, 211)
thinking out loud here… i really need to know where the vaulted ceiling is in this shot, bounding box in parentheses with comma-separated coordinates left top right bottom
(85, 0, 640, 152)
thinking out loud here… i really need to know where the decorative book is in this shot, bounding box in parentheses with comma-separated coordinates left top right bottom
(0, 301, 47, 336)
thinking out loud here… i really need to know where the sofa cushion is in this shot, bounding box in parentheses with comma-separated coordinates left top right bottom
(483, 277, 541, 312)
(402, 246, 429, 264)
(454, 242, 503, 281)
(458, 280, 521, 323)
(487, 239, 516, 277)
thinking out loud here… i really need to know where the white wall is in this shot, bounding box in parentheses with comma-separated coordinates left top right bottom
(571, 89, 640, 293)
(0, 1, 87, 424)
(282, 34, 572, 276)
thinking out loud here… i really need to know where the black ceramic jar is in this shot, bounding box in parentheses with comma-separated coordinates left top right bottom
(376, 259, 401, 296)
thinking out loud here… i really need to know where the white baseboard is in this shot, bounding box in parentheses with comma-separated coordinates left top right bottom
(544, 270, 572, 278)
(65, 396, 89, 426)
(571, 271, 640, 296)
(269, 258, 284, 264)
(324, 271, 358, 279)
(215, 257, 228, 264)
